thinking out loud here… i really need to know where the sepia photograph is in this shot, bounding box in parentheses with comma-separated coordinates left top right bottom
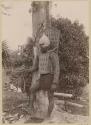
(1, 0, 89, 124)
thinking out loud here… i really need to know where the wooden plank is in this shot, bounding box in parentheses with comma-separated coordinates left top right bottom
(54, 92, 73, 98)
(67, 101, 84, 108)
(55, 100, 84, 108)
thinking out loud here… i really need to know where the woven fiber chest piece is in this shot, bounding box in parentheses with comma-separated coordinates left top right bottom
(39, 52, 53, 74)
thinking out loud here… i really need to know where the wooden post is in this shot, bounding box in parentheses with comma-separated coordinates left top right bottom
(31, 1, 50, 118)
(32, 1, 50, 37)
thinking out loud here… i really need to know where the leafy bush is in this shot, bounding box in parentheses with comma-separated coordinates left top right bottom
(2, 41, 11, 68)
(9, 38, 33, 94)
(51, 17, 89, 95)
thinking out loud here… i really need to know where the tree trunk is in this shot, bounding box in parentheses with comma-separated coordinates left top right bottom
(31, 1, 50, 118)
(31, 47, 49, 118)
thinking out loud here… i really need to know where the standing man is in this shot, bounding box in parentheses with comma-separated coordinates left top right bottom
(30, 33, 60, 118)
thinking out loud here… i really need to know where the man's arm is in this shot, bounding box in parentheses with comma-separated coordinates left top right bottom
(50, 52, 60, 85)
(31, 55, 39, 73)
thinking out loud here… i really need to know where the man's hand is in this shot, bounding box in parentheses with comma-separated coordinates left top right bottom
(51, 83, 57, 91)
(25, 68, 33, 73)
(18, 66, 32, 73)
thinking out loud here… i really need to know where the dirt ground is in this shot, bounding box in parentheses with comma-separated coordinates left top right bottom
(2, 89, 89, 124)
(2, 70, 89, 124)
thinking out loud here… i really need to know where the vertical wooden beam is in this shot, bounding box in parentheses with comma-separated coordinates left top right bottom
(31, 1, 50, 118)
(32, 1, 50, 38)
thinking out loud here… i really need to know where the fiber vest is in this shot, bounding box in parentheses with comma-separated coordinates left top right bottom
(39, 52, 53, 74)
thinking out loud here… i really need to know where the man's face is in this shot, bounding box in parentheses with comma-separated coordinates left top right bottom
(40, 44, 48, 53)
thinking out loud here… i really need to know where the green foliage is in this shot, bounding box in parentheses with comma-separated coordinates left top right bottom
(10, 38, 34, 68)
(10, 51, 22, 68)
(22, 37, 34, 67)
(9, 38, 33, 93)
(2, 41, 11, 68)
(51, 17, 89, 95)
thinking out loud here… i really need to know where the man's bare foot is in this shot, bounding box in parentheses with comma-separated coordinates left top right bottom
(43, 113, 51, 122)
(24, 115, 32, 123)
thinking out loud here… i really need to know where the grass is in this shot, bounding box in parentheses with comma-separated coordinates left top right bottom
(2, 90, 28, 113)
(2, 69, 89, 123)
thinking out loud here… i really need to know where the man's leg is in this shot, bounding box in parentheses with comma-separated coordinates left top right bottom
(29, 82, 39, 113)
(47, 90, 54, 118)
